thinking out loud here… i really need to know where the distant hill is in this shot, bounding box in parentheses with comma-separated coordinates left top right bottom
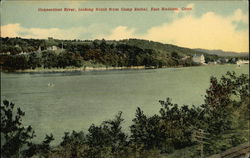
(0, 37, 214, 58)
(116, 39, 207, 57)
(194, 48, 249, 57)
(1, 37, 247, 58)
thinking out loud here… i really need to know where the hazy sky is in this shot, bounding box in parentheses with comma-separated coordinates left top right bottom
(1, 0, 249, 52)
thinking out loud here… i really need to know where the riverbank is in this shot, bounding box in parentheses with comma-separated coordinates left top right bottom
(1, 64, 244, 73)
(1, 66, 149, 73)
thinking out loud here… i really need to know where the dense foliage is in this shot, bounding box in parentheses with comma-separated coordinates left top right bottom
(1, 37, 222, 71)
(0, 100, 35, 158)
(0, 100, 54, 158)
(1, 71, 249, 158)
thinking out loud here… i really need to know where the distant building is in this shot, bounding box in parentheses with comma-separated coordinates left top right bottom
(37, 45, 49, 52)
(192, 54, 205, 64)
(19, 51, 27, 55)
(216, 58, 222, 64)
(208, 61, 217, 65)
(0, 52, 11, 55)
(47, 46, 59, 51)
(236, 60, 249, 66)
(181, 56, 191, 60)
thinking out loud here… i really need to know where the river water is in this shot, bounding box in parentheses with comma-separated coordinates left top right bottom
(1, 64, 249, 144)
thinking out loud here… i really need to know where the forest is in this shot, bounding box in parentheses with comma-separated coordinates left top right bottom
(0, 37, 228, 71)
(1, 71, 249, 158)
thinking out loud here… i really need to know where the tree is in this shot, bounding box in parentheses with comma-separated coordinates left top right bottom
(171, 51, 181, 59)
(158, 98, 197, 152)
(3, 55, 29, 70)
(102, 111, 128, 155)
(130, 108, 164, 154)
(100, 39, 108, 52)
(59, 131, 86, 158)
(41, 51, 58, 68)
(86, 112, 128, 158)
(57, 52, 83, 68)
(0, 100, 35, 158)
(202, 72, 249, 134)
(28, 52, 42, 69)
(0, 100, 55, 158)
(22, 134, 54, 157)
(201, 72, 249, 155)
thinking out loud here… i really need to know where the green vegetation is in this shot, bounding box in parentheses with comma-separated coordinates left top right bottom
(0, 37, 216, 71)
(1, 71, 249, 158)
(1, 37, 247, 71)
(0, 100, 54, 158)
(0, 100, 35, 158)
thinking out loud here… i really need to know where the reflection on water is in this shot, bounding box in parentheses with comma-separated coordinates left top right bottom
(1, 64, 249, 144)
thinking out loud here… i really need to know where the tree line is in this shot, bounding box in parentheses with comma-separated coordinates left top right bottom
(1, 51, 83, 70)
(1, 71, 249, 158)
(0, 38, 204, 71)
(1, 37, 247, 71)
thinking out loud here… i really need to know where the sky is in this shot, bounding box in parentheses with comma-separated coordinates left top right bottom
(0, 0, 249, 52)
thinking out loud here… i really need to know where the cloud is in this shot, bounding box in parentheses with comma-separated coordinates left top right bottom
(95, 26, 136, 40)
(142, 11, 248, 52)
(1, 9, 248, 52)
(98, 9, 248, 52)
(1, 24, 20, 37)
(1, 23, 86, 40)
(229, 9, 248, 24)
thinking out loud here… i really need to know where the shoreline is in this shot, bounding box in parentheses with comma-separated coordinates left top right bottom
(1, 66, 150, 73)
(1, 64, 245, 73)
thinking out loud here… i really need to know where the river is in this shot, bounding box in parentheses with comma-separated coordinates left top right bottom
(1, 64, 249, 144)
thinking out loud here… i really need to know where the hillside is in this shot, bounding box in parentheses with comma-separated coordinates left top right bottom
(0, 37, 211, 57)
(117, 39, 203, 57)
(1, 37, 246, 58)
(194, 48, 249, 57)
(0, 37, 240, 71)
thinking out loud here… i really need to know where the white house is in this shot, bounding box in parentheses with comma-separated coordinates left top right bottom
(47, 46, 59, 51)
(236, 60, 249, 66)
(192, 54, 205, 64)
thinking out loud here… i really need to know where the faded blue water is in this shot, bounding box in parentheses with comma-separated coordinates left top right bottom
(1, 64, 249, 144)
